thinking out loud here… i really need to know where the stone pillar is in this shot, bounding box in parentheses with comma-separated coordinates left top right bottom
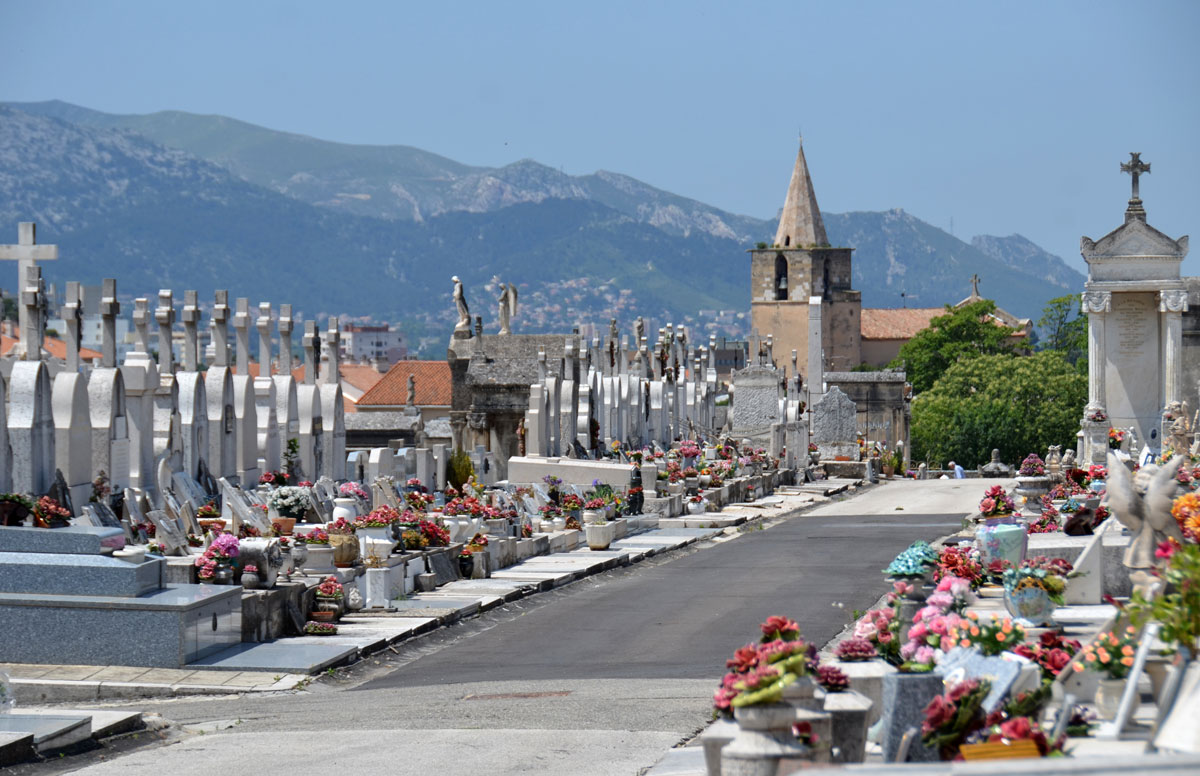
(807, 295, 824, 411)
(1081, 290, 1111, 412)
(1159, 290, 1188, 406)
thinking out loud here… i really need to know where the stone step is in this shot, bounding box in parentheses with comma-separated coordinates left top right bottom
(0, 713, 91, 753)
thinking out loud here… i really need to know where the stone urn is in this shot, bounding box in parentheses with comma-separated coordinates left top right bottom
(305, 544, 335, 573)
(721, 702, 816, 776)
(1013, 476, 1051, 512)
(1094, 677, 1124, 719)
(241, 569, 262, 589)
(212, 558, 236, 585)
(668, 481, 685, 496)
(358, 526, 397, 558)
(585, 522, 614, 551)
(824, 689, 872, 763)
(329, 533, 359, 567)
(688, 500, 706, 515)
(582, 509, 604, 525)
(332, 497, 359, 522)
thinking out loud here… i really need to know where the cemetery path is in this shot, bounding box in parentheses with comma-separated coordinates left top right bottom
(68, 480, 988, 776)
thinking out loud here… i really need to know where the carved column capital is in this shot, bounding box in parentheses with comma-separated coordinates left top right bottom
(1080, 290, 1112, 314)
(1159, 289, 1189, 313)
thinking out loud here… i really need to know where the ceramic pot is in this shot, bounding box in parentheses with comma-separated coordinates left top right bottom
(358, 526, 397, 557)
(332, 497, 358, 522)
(668, 481, 685, 496)
(310, 608, 337, 623)
(1094, 677, 1125, 719)
(1004, 583, 1057, 626)
(699, 474, 712, 487)
(305, 545, 335, 573)
(688, 501, 706, 515)
(271, 517, 297, 535)
(329, 533, 359, 567)
(586, 522, 614, 550)
(552, 517, 566, 531)
(582, 509, 603, 525)
(241, 571, 262, 589)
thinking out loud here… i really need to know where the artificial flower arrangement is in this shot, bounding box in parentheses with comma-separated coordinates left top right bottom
(560, 493, 584, 511)
(542, 475, 563, 494)
(186, 533, 204, 547)
(1029, 505, 1060, 534)
(193, 532, 239, 580)
(1002, 556, 1074, 606)
(1108, 428, 1127, 449)
(1013, 631, 1082, 682)
(296, 527, 329, 545)
(418, 519, 450, 547)
(326, 517, 356, 535)
(897, 576, 974, 672)
(401, 529, 429, 550)
(338, 481, 369, 501)
(935, 545, 985, 589)
(921, 678, 992, 760)
(833, 637, 878, 662)
(197, 501, 220, 519)
(1017, 454, 1045, 477)
(539, 504, 563, 519)
(711, 616, 816, 717)
(521, 523, 533, 539)
(884, 540, 940, 579)
(584, 498, 605, 511)
(1059, 498, 1081, 515)
(965, 714, 1067, 758)
(315, 575, 344, 599)
(816, 664, 848, 692)
(851, 594, 902, 665)
(1085, 408, 1107, 422)
(947, 613, 1026, 656)
(304, 621, 338, 636)
(404, 490, 434, 511)
(259, 470, 288, 487)
(1087, 464, 1107, 482)
(679, 440, 702, 459)
(979, 485, 1016, 517)
(1072, 627, 1138, 679)
(681, 467, 699, 479)
(443, 496, 496, 518)
(33, 496, 72, 527)
(356, 505, 401, 528)
(267, 486, 310, 517)
(564, 516, 582, 530)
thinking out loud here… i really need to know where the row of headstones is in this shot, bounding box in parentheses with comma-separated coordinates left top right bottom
(526, 327, 721, 456)
(0, 268, 347, 511)
(728, 335, 815, 468)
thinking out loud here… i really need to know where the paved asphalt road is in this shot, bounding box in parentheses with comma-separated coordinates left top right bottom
(60, 479, 984, 776)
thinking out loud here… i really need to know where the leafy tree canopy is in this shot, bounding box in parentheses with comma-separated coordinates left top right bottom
(911, 351, 1086, 468)
(1036, 294, 1087, 369)
(890, 299, 1015, 393)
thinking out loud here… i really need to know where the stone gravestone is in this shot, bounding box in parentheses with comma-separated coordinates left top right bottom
(295, 319, 324, 480)
(121, 298, 161, 496)
(812, 386, 858, 461)
(231, 298, 261, 485)
(175, 290, 209, 482)
(937, 647, 1036, 714)
(205, 291, 238, 480)
(729, 363, 782, 448)
(318, 317, 346, 480)
(145, 509, 187, 555)
(9, 265, 56, 496)
(152, 290, 181, 471)
(51, 281, 93, 508)
(88, 279, 130, 493)
(273, 304, 300, 478)
(253, 302, 281, 473)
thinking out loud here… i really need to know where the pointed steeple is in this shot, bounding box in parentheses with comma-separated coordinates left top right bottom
(774, 138, 828, 249)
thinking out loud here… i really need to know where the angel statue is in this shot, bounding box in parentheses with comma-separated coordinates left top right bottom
(497, 280, 518, 336)
(452, 276, 470, 334)
(1104, 451, 1186, 595)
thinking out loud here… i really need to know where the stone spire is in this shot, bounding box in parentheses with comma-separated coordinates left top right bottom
(774, 138, 828, 249)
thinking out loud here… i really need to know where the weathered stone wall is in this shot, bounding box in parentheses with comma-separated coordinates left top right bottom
(1184, 276, 1200, 422)
(825, 371, 910, 462)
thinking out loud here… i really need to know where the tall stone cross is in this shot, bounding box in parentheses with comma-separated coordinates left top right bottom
(537, 347, 547, 384)
(155, 290, 175, 376)
(969, 273, 981, 297)
(18, 265, 45, 360)
(277, 304, 293, 374)
(132, 298, 152, 356)
(210, 291, 231, 368)
(63, 281, 83, 373)
(0, 223, 57, 312)
(256, 303, 274, 376)
(320, 317, 340, 385)
(233, 298, 252, 376)
(181, 290, 200, 371)
(302, 320, 319, 386)
(99, 278, 120, 369)
(1120, 152, 1150, 202)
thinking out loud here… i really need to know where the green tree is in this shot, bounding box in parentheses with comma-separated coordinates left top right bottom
(1036, 294, 1086, 367)
(889, 300, 1015, 393)
(910, 351, 1086, 467)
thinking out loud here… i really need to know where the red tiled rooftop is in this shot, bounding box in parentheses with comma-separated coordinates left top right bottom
(859, 308, 944, 340)
(357, 361, 452, 407)
(0, 334, 103, 361)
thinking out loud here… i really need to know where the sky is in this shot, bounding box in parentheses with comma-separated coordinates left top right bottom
(2, 0, 1198, 275)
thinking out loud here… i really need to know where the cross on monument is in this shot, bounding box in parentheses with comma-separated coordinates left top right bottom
(180, 290, 200, 371)
(132, 298, 152, 356)
(301, 320, 319, 385)
(18, 265, 46, 360)
(256, 302, 274, 377)
(98, 279, 120, 369)
(1120, 152, 1150, 203)
(0, 223, 57, 304)
(320, 317, 340, 385)
(277, 304, 294, 374)
(63, 281, 82, 373)
(233, 298, 252, 375)
(210, 291, 231, 368)
(969, 273, 981, 297)
(154, 290, 175, 376)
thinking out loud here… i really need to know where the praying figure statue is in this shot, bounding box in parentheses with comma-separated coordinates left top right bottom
(497, 281, 518, 336)
(452, 276, 470, 334)
(406, 375, 416, 407)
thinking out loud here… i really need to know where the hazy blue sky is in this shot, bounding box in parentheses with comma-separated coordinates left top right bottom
(2, 0, 1197, 274)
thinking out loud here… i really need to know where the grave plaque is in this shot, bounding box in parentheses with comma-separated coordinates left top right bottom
(937, 647, 1034, 713)
(146, 509, 187, 554)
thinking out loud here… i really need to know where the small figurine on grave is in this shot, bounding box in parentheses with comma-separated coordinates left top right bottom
(1105, 451, 1187, 594)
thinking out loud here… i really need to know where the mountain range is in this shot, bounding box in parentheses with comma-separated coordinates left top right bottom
(0, 100, 1084, 354)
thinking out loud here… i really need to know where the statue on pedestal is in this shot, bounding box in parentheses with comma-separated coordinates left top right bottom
(452, 276, 470, 335)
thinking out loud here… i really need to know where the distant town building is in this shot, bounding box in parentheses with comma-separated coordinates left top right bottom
(340, 323, 405, 364)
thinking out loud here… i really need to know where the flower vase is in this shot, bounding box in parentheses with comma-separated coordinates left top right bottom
(1094, 677, 1125, 719)
(582, 509, 603, 525)
(241, 570, 262, 589)
(332, 498, 358, 522)
(699, 474, 712, 487)
(458, 554, 474, 578)
(721, 702, 815, 776)
(305, 545, 335, 573)
(329, 534, 359, 567)
(552, 517, 566, 531)
(213, 559, 236, 585)
(359, 526, 397, 557)
(1003, 584, 1057, 626)
(975, 516, 1027, 569)
(700, 717, 738, 776)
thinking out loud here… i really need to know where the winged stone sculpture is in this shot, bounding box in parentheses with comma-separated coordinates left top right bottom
(1104, 451, 1185, 594)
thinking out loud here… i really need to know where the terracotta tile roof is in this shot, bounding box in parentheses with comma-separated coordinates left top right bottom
(859, 308, 944, 340)
(0, 334, 103, 361)
(357, 360, 452, 408)
(338, 364, 387, 394)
